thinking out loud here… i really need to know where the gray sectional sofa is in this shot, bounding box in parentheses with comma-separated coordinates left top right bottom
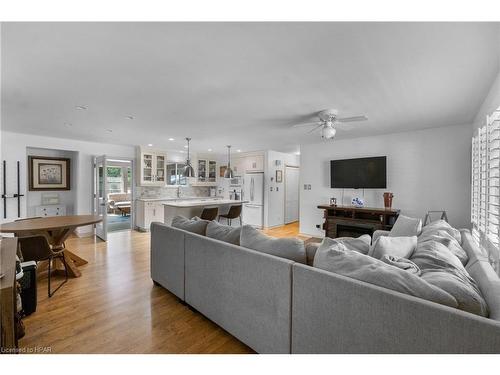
(150, 221, 500, 353)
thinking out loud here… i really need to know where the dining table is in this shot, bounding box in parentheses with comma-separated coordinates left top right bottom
(0, 215, 102, 278)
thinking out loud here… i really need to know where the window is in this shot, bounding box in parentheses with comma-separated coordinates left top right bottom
(166, 162, 187, 186)
(472, 106, 500, 273)
(106, 165, 132, 193)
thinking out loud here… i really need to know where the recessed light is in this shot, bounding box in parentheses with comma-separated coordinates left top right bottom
(106, 129, 113, 133)
(76, 105, 87, 110)
(148, 143, 153, 147)
(237, 149, 241, 153)
(168, 138, 175, 141)
(125, 115, 134, 120)
(208, 148, 212, 152)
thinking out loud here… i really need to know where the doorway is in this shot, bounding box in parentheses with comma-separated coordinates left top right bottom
(284, 166, 300, 224)
(93, 156, 134, 241)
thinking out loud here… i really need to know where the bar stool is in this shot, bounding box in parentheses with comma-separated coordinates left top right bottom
(200, 207, 219, 221)
(218, 205, 242, 226)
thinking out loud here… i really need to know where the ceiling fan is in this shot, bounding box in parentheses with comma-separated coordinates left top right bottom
(292, 109, 368, 139)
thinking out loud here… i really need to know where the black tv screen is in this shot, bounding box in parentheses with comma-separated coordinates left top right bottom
(330, 156, 387, 189)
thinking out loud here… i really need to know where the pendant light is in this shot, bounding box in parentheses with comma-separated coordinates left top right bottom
(183, 137, 195, 177)
(224, 145, 234, 178)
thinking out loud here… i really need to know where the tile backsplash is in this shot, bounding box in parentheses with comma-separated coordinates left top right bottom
(136, 186, 210, 199)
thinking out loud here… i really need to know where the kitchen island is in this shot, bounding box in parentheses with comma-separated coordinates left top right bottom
(163, 198, 247, 225)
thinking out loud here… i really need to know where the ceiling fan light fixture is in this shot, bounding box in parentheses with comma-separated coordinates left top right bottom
(322, 123, 337, 139)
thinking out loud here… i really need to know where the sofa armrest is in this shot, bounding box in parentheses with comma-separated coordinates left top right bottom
(306, 242, 320, 266)
(372, 230, 390, 243)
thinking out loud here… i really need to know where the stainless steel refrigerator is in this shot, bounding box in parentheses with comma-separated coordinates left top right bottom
(242, 172, 264, 228)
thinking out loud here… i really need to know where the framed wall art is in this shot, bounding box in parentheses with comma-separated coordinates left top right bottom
(28, 156, 71, 191)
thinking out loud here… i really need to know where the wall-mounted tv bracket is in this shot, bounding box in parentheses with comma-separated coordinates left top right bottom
(1, 160, 24, 218)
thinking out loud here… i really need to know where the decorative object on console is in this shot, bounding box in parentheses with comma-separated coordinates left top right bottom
(276, 170, 283, 183)
(224, 145, 234, 178)
(182, 138, 195, 178)
(351, 197, 364, 208)
(383, 192, 394, 209)
(28, 156, 70, 191)
(330, 197, 337, 206)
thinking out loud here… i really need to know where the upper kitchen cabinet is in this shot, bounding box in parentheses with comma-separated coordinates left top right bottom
(193, 158, 217, 186)
(233, 154, 264, 175)
(137, 147, 167, 186)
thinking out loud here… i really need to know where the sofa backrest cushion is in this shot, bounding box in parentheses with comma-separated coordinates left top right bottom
(421, 220, 462, 244)
(418, 229, 468, 265)
(389, 215, 422, 237)
(369, 235, 417, 260)
(320, 236, 371, 256)
(421, 269, 489, 317)
(206, 220, 241, 245)
(410, 240, 466, 272)
(171, 215, 209, 236)
(240, 225, 306, 264)
(313, 240, 458, 308)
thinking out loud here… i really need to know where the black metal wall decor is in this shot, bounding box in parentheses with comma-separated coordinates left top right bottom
(1, 160, 25, 218)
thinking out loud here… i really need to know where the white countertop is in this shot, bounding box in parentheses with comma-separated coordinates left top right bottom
(163, 199, 247, 208)
(137, 196, 219, 202)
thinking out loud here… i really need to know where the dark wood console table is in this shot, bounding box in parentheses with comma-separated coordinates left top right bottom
(317, 205, 400, 239)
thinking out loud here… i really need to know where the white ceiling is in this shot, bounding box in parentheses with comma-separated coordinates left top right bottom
(1, 22, 499, 154)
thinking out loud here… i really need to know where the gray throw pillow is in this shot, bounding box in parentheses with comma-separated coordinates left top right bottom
(171, 216, 209, 235)
(313, 240, 457, 308)
(421, 269, 489, 317)
(319, 235, 371, 256)
(240, 225, 306, 264)
(206, 220, 241, 245)
(421, 220, 462, 244)
(389, 215, 422, 237)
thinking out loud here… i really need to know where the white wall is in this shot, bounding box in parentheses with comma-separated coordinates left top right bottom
(473, 69, 500, 131)
(299, 123, 472, 237)
(265, 150, 300, 228)
(0, 131, 135, 227)
(26, 147, 78, 216)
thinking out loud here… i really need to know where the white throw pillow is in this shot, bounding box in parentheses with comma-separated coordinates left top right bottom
(389, 215, 422, 237)
(369, 235, 417, 260)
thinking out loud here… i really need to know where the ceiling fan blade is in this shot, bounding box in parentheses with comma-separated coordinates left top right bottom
(292, 122, 322, 128)
(337, 115, 368, 123)
(307, 124, 324, 134)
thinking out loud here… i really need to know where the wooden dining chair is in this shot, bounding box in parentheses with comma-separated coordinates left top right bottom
(18, 235, 68, 297)
(200, 207, 219, 221)
(218, 205, 242, 226)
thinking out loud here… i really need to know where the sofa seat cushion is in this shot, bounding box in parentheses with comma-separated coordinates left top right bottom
(410, 240, 466, 272)
(368, 235, 417, 260)
(171, 216, 209, 236)
(421, 269, 489, 317)
(313, 240, 458, 308)
(240, 225, 306, 264)
(206, 220, 241, 245)
(389, 215, 422, 237)
(418, 229, 468, 266)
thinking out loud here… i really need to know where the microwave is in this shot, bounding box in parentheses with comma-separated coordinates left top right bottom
(229, 176, 242, 186)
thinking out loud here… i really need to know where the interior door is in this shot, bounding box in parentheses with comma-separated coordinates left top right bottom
(94, 155, 108, 241)
(285, 166, 300, 224)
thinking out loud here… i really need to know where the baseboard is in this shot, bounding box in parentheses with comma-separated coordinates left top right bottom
(75, 225, 94, 237)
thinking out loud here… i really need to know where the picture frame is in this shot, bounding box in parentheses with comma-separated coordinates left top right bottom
(28, 156, 71, 191)
(276, 169, 283, 183)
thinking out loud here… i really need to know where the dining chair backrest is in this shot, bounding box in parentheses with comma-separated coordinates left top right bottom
(18, 235, 53, 262)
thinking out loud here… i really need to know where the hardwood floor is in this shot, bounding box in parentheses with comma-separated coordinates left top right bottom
(19, 222, 305, 354)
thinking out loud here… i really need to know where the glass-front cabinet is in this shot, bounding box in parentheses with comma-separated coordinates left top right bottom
(137, 147, 167, 186)
(197, 159, 217, 183)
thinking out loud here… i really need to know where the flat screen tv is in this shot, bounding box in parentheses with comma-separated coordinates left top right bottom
(330, 156, 387, 189)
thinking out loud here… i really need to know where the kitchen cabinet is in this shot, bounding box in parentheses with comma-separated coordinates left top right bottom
(137, 148, 167, 186)
(232, 155, 264, 175)
(135, 200, 165, 231)
(197, 159, 217, 182)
